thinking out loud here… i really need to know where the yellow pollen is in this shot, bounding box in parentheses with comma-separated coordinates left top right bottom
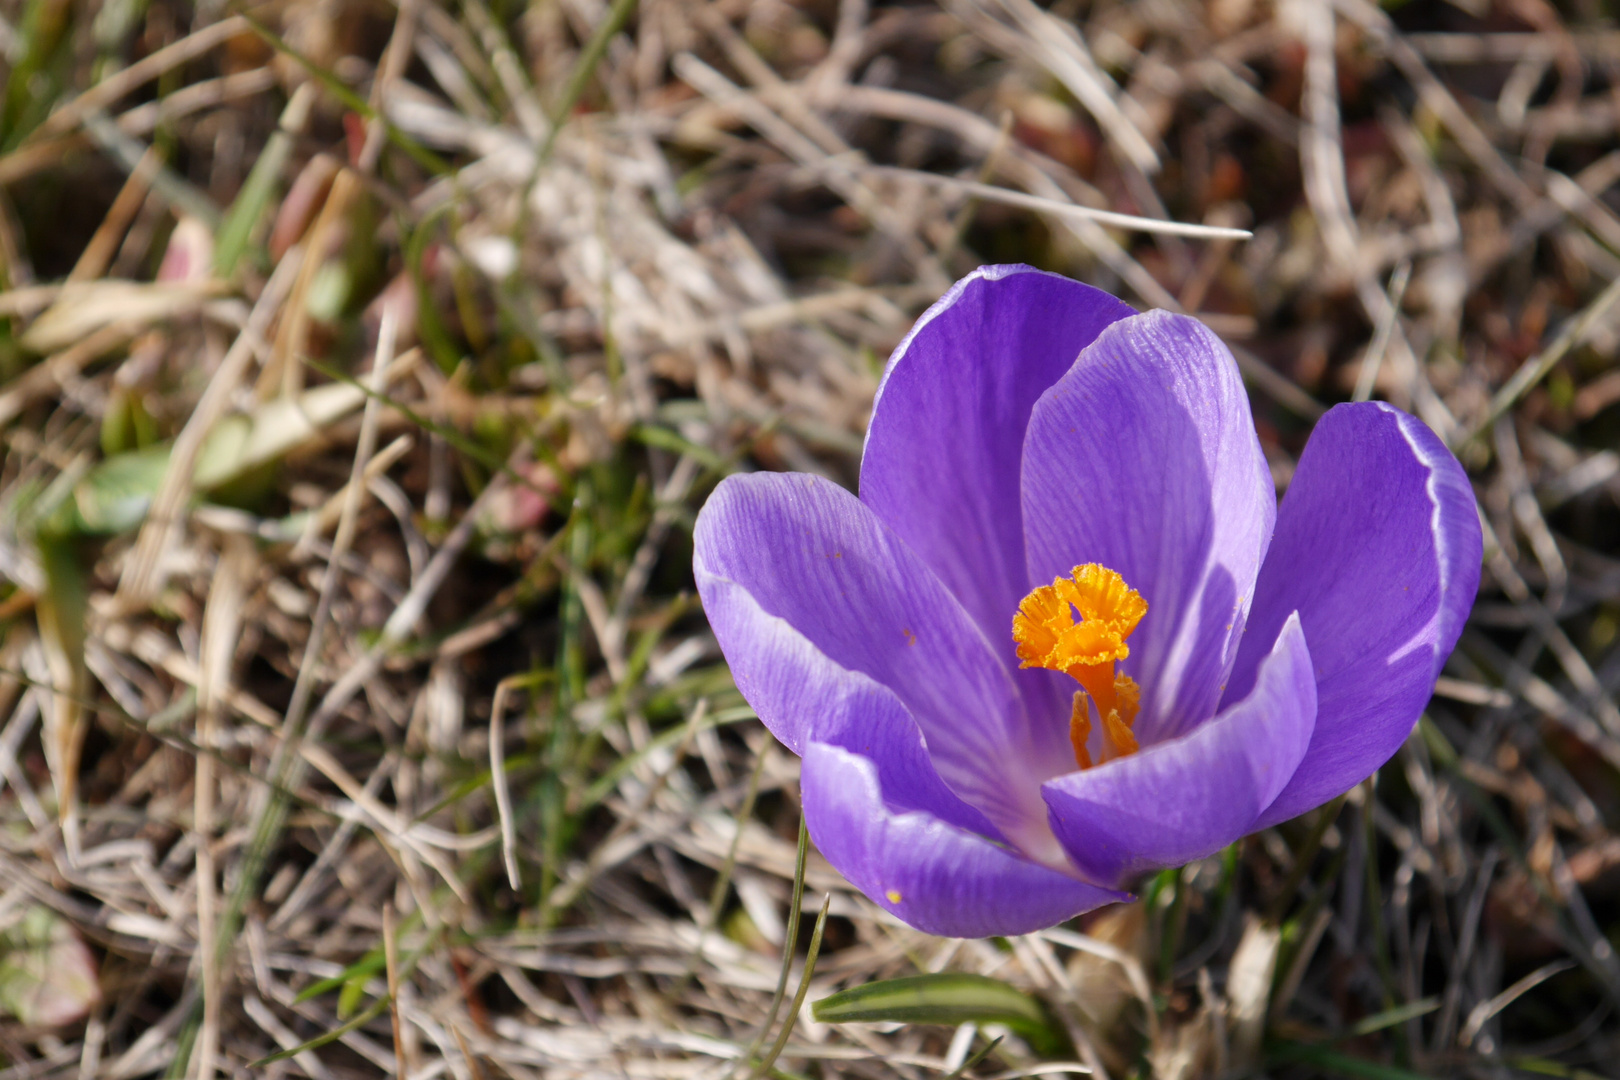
(885, 889, 902, 903)
(1013, 564, 1146, 770)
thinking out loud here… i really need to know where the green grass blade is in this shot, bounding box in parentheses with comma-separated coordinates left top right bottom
(751, 895, 830, 1079)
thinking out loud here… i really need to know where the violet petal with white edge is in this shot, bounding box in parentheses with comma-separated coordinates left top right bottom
(1228, 402, 1482, 830)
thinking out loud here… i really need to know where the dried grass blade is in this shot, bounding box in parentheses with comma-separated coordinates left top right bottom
(489, 676, 525, 891)
(66, 142, 160, 283)
(686, 743, 770, 981)
(114, 251, 296, 606)
(207, 307, 401, 1042)
(1458, 961, 1576, 1047)
(1458, 272, 1620, 447)
(192, 535, 252, 1080)
(862, 167, 1252, 239)
(1353, 260, 1413, 402)
(29, 16, 248, 141)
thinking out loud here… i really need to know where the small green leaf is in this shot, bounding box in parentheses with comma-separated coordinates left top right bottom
(100, 386, 136, 457)
(336, 974, 368, 1019)
(304, 260, 352, 323)
(69, 445, 171, 534)
(812, 974, 1062, 1055)
(192, 381, 366, 489)
(0, 906, 100, 1026)
(294, 949, 384, 1004)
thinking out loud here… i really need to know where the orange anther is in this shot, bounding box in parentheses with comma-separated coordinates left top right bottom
(1014, 565, 1146, 770)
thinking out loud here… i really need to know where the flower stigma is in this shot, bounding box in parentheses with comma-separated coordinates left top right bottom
(1012, 564, 1147, 770)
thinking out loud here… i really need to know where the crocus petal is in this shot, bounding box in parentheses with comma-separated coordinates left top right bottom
(1021, 311, 1275, 743)
(861, 265, 1135, 650)
(693, 471, 1066, 859)
(693, 568, 1002, 838)
(1228, 403, 1482, 830)
(1041, 614, 1316, 884)
(803, 740, 1126, 938)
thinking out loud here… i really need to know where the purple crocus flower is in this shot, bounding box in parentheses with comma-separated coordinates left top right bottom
(693, 266, 1481, 938)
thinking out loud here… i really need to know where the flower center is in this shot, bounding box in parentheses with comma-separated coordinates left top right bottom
(1012, 564, 1147, 770)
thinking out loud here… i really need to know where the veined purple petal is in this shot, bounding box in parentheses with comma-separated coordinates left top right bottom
(1021, 311, 1275, 744)
(861, 266, 1135, 653)
(693, 471, 1068, 860)
(692, 568, 1002, 838)
(803, 740, 1126, 938)
(1229, 403, 1482, 830)
(812, 682, 1007, 839)
(1041, 614, 1316, 885)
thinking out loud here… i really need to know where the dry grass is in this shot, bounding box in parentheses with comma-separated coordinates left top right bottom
(0, 0, 1617, 1076)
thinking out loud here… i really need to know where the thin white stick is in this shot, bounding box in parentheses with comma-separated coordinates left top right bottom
(490, 677, 522, 891)
(1458, 959, 1576, 1046)
(860, 165, 1252, 240)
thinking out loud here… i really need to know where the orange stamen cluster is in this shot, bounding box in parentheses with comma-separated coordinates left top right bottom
(1013, 564, 1147, 770)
